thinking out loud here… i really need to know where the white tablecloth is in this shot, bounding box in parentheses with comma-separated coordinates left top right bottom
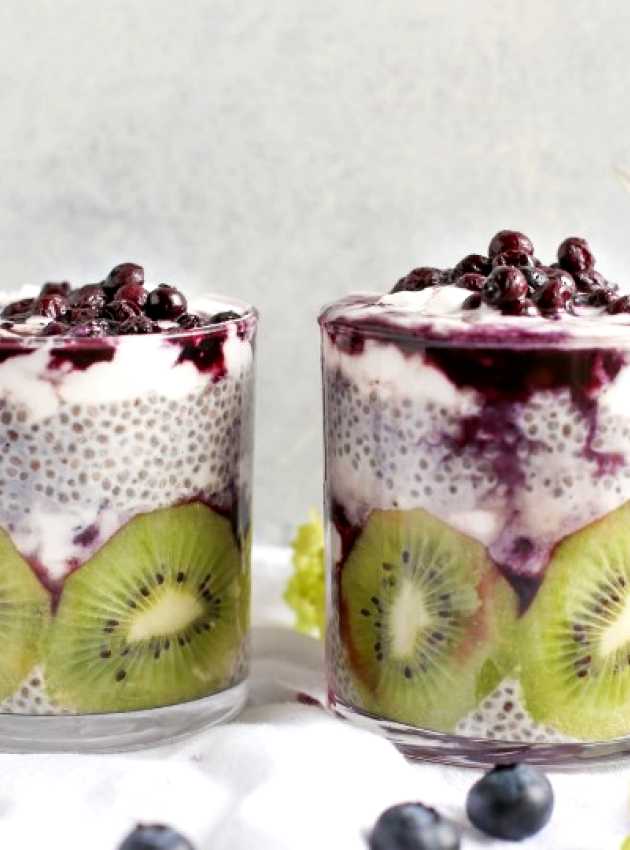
(2, 545, 628, 850)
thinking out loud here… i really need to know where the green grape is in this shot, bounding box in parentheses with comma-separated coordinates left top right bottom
(284, 510, 325, 638)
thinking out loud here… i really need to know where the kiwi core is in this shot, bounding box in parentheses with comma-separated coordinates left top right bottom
(128, 588, 204, 643)
(390, 579, 431, 657)
(599, 595, 630, 657)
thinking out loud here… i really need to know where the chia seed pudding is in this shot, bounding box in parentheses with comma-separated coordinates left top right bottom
(320, 232, 630, 761)
(0, 263, 256, 722)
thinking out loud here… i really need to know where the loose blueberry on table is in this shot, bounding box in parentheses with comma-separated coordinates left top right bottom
(466, 763, 554, 841)
(118, 823, 195, 850)
(389, 230, 624, 317)
(0, 263, 243, 337)
(369, 802, 460, 850)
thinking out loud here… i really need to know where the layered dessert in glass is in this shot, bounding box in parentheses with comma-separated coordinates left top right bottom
(0, 263, 256, 750)
(320, 231, 630, 764)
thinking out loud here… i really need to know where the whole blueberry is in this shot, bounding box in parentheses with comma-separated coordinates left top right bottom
(557, 236, 594, 274)
(40, 281, 71, 297)
(33, 293, 68, 319)
(210, 310, 241, 323)
(70, 319, 113, 338)
(104, 262, 144, 298)
(482, 266, 528, 306)
(455, 273, 486, 292)
(146, 284, 187, 320)
(118, 823, 195, 850)
(462, 293, 482, 310)
(116, 282, 148, 307)
(2, 297, 34, 318)
(118, 315, 160, 334)
(369, 803, 460, 850)
(69, 284, 106, 313)
(452, 254, 492, 278)
(105, 299, 144, 322)
(607, 295, 630, 314)
(177, 313, 202, 329)
(488, 230, 534, 258)
(522, 266, 549, 292)
(491, 250, 535, 269)
(534, 276, 575, 313)
(391, 267, 442, 293)
(466, 763, 553, 841)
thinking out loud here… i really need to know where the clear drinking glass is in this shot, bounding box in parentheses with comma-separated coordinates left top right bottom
(0, 296, 256, 751)
(320, 297, 630, 766)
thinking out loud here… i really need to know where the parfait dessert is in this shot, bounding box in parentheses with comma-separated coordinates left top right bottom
(320, 231, 630, 761)
(0, 263, 255, 738)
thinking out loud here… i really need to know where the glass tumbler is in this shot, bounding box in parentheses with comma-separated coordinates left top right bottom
(320, 298, 630, 765)
(0, 296, 256, 751)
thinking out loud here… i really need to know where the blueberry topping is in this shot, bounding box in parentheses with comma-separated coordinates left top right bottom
(522, 266, 549, 292)
(534, 276, 575, 313)
(488, 230, 534, 258)
(2, 298, 34, 319)
(177, 313, 202, 329)
(466, 763, 554, 841)
(557, 236, 595, 274)
(118, 316, 160, 334)
(491, 250, 535, 269)
(369, 803, 460, 850)
(501, 298, 539, 317)
(33, 293, 69, 319)
(70, 319, 113, 338)
(105, 299, 144, 322)
(41, 321, 69, 336)
(146, 284, 188, 320)
(40, 281, 71, 297)
(104, 262, 144, 297)
(572, 268, 607, 293)
(391, 267, 443, 293)
(69, 284, 106, 313)
(116, 282, 148, 306)
(461, 293, 482, 310)
(210, 310, 241, 323)
(67, 306, 101, 324)
(482, 266, 528, 306)
(454, 273, 486, 292)
(452, 254, 492, 278)
(607, 295, 630, 314)
(118, 823, 195, 850)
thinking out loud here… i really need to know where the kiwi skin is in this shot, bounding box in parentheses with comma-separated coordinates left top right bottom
(339, 508, 517, 733)
(43, 502, 245, 713)
(0, 528, 50, 700)
(520, 501, 630, 740)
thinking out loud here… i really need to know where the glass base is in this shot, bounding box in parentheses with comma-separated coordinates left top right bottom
(0, 681, 247, 753)
(330, 694, 630, 767)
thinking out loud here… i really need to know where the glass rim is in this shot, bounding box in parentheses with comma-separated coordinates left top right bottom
(0, 292, 259, 347)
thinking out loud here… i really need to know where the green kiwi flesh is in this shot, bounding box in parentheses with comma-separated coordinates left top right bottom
(0, 528, 49, 699)
(340, 508, 516, 732)
(44, 503, 244, 713)
(520, 501, 630, 739)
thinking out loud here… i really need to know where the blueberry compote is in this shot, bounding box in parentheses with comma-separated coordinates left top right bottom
(0, 263, 257, 728)
(320, 232, 630, 762)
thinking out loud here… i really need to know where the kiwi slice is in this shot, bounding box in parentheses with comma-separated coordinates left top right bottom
(340, 508, 516, 732)
(0, 528, 49, 699)
(44, 503, 244, 713)
(520, 501, 630, 739)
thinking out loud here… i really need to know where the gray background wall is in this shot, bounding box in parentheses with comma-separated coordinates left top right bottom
(1, 0, 630, 542)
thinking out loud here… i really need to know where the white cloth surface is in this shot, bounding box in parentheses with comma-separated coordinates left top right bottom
(2, 545, 629, 850)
